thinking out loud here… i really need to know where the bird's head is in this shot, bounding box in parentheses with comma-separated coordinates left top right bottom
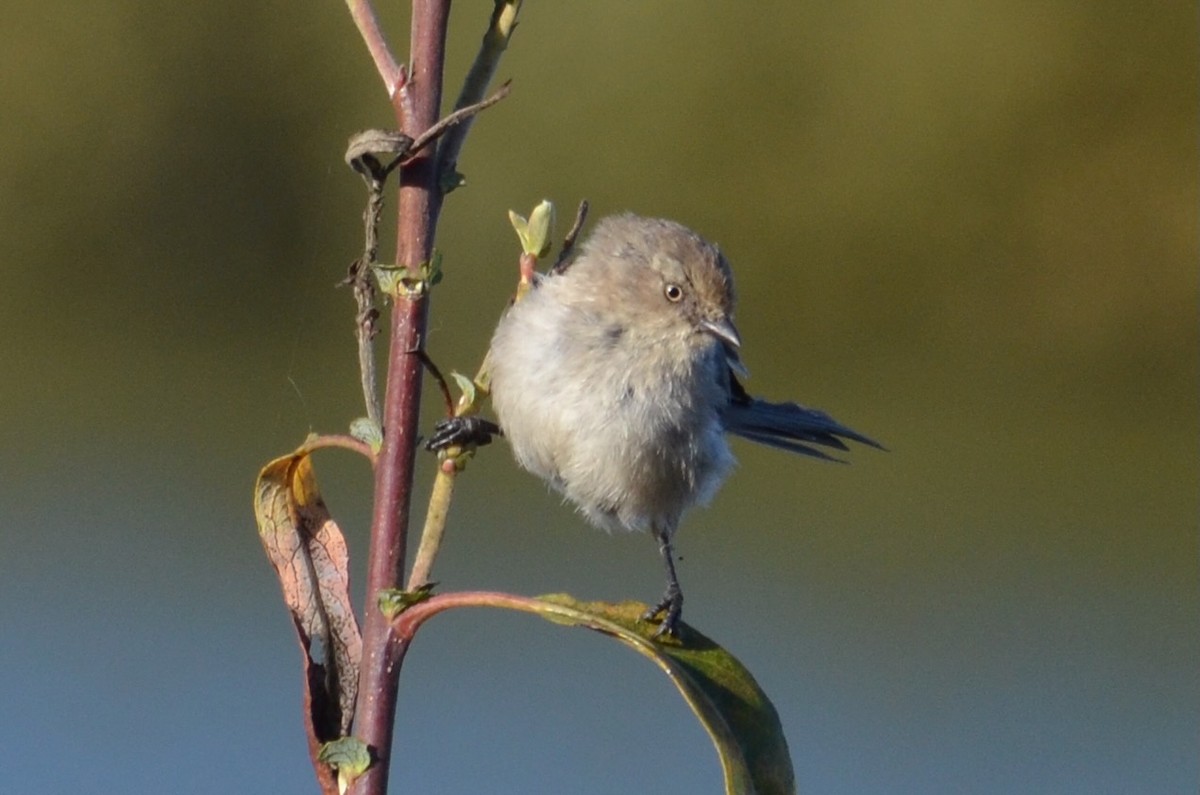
(574, 213, 747, 376)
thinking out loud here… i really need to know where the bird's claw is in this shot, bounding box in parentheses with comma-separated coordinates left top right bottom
(424, 416, 502, 452)
(642, 587, 683, 639)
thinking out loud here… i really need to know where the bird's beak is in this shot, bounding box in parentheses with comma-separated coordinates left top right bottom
(700, 317, 750, 378)
(701, 316, 741, 349)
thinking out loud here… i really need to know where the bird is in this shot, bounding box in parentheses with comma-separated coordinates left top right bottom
(429, 213, 881, 637)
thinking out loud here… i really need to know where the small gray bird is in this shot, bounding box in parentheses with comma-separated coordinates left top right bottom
(430, 213, 880, 636)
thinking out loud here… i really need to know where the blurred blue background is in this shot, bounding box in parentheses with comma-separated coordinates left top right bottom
(1, 3, 1196, 793)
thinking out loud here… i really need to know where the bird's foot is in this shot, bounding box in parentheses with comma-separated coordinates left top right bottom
(424, 416, 501, 452)
(641, 586, 683, 639)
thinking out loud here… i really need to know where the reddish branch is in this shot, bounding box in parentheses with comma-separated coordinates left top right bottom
(350, 2, 450, 794)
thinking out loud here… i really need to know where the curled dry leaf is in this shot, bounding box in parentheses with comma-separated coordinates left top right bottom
(254, 450, 363, 787)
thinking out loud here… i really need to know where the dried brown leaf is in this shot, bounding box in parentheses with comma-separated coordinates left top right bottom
(254, 450, 363, 785)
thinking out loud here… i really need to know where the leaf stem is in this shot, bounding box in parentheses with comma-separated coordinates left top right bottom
(302, 433, 376, 461)
(392, 590, 568, 639)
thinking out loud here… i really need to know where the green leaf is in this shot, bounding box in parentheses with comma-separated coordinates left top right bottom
(318, 736, 372, 794)
(372, 255, 442, 299)
(440, 168, 466, 194)
(378, 583, 437, 619)
(424, 251, 444, 286)
(509, 200, 556, 258)
(449, 371, 478, 410)
(537, 595, 795, 795)
(349, 417, 383, 451)
(508, 209, 529, 247)
(371, 263, 404, 298)
(409, 593, 795, 794)
(525, 200, 555, 258)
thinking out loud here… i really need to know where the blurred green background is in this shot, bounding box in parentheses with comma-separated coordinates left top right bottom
(2, 3, 1195, 793)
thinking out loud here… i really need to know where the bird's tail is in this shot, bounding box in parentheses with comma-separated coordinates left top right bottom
(724, 392, 884, 462)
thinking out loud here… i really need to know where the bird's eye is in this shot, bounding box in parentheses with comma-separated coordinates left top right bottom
(664, 284, 684, 302)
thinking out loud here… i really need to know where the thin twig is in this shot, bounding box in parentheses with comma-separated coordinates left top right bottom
(406, 219, 540, 593)
(405, 347, 490, 591)
(352, 286, 381, 427)
(342, 184, 385, 429)
(342, 130, 415, 429)
(415, 349, 455, 418)
(343, 0, 407, 97)
(403, 349, 482, 592)
(438, 1, 523, 185)
(397, 82, 512, 173)
(406, 466, 456, 590)
(551, 199, 590, 274)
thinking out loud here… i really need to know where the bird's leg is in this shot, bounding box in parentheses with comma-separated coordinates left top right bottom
(642, 528, 684, 638)
(424, 416, 502, 452)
